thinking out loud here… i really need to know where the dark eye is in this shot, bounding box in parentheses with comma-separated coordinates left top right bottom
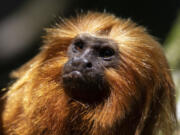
(99, 47, 115, 58)
(74, 40, 84, 51)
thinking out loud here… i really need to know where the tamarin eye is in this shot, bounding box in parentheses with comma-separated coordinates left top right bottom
(74, 40, 84, 51)
(99, 47, 115, 58)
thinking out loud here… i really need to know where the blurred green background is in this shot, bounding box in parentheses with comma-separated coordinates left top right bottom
(164, 10, 180, 134)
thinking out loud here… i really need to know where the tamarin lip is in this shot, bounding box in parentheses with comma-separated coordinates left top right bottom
(63, 71, 83, 80)
(62, 70, 85, 88)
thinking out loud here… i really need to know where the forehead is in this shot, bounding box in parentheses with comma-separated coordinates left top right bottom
(73, 33, 118, 49)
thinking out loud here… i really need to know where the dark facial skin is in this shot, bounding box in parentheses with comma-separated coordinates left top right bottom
(62, 33, 119, 104)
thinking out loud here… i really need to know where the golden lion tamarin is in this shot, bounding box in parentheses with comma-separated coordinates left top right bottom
(0, 12, 177, 135)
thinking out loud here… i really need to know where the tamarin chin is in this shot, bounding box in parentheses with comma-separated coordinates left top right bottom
(0, 12, 177, 135)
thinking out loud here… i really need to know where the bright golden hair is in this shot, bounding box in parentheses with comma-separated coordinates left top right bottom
(1, 12, 177, 135)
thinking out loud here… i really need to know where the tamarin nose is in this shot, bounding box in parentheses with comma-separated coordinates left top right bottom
(72, 57, 92, 69)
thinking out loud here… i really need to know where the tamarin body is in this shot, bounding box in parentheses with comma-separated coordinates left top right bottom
(0, 12, 177, 135)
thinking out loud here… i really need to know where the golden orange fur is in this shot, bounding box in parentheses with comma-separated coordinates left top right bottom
(0, 12, 177, 135)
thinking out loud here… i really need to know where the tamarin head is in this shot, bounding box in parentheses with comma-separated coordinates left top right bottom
(62, 33, 119, 103)
(2, 12, 177, 135)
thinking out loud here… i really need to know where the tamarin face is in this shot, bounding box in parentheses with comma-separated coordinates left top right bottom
(62, 33, 119, 103)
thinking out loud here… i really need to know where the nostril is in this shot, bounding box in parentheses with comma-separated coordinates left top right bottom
(86, 62, 92, 68)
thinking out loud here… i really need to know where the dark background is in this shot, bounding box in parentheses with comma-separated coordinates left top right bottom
(0, 0, 180, 89)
